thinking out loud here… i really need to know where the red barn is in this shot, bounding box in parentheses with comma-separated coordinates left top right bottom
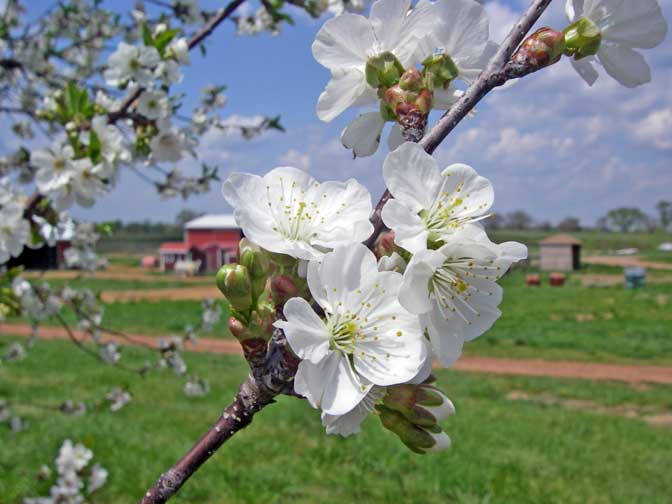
(159, 214, 242, 273)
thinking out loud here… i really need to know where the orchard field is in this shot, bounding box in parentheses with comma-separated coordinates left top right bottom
(2, 231, 672, 502)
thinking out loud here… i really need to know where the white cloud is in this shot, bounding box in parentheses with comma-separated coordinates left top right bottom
(634, 108, 672, 150)
(484, 1, 519, 44)
(278, 148, 311, 171)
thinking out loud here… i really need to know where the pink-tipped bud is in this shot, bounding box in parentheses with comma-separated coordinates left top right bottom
(414, 88, 433, 115)
(513, 27, 566, 70)
(399, 67, 424, 93)
(270, 274, 300, 306)
(228, 316, 248, 340)
(375, 231, 396, 259)
(384, 85, 406, 114)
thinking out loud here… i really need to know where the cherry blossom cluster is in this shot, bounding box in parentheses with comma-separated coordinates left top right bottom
(24, 439, 108, 504)
(219, 140, 527, 451)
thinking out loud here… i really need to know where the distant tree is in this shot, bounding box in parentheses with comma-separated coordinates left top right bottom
(657, 200, 672, 230)
(175, 209, 204, 228)
(595, 216, 610, 231)
(505, 210, 533, 230)
(558, 217, 581, 232)
(535, 221, 553, 231)
(604, 207, 649, 232)
(484, 213, 504, 230)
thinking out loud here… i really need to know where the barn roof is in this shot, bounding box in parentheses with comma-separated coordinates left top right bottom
(159, 242, 190, 252)
(184, 214, 239, 230)
(539, 234, 582, 246)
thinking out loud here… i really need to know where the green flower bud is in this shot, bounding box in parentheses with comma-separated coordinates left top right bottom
(365, 52, 405, 89)
(377, 405, 451, 454)
(216, 264, 253, 313)
(563, 17, 601, 60)
(422, 52, 459, 90)
(239, 238, 270, 300)
(513, 27, 566, 70)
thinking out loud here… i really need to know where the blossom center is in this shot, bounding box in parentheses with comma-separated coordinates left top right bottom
(267, 179, 322, 243)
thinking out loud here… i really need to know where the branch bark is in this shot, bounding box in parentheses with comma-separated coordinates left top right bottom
(139, 330, 300, 503)
(366, 0, 554, 249)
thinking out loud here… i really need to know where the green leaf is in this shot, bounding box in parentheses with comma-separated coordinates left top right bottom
(267, 115, 285, 132)
(88, 129, 102, 164)
(155, 29, 179, 55)
(65, 81, 80, 116)
(142, 23, 154, 47)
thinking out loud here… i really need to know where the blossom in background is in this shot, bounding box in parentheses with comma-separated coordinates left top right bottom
(223, 167, 373, 261)
(106, 387, 132, 412)
(103, 42, 161, 87)
(275, 244, 427, 415)
(150, 119, 186, 162)
(400, 226, 527, 366)
(565, 0, 668, 87)
(90, 116, 129, 167)
(173, 0, 202, 25)
(0, 202, 30, 264)
(381, 142, 494, 254)
(167, 37, 190, 65)
(56, 440, 93, 475)
(137, 90, 171, 120)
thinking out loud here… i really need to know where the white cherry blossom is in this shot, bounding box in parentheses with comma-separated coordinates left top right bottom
(150, 119, 186, 162)
(312, 0, 436, 122)
(399, 226, 527, 366)
(381, 142, 494, 254)
(90, 116, 129, 167)
(137, 90, 171, 120)
(275, 244, 427, 415)
(0, 203, 30, 263)
(222, 167, 373, 260)
(565, 0, 668, 87)
(103, 42, 161, 87)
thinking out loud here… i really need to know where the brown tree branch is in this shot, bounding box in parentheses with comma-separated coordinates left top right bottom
(365, 0, 554, 250)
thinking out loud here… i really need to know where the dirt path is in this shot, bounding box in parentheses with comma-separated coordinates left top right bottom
(3, 323, 672, 385)
(23, 264, 212, 283)
(583, 256, 672, 271)
(578, 273, 672, 287)
(100, 286, 220, 302)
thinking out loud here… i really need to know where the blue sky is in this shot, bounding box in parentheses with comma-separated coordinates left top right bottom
(13, 0, 672, 225)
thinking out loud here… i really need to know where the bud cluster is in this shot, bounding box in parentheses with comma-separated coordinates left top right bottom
(563, 17, 602, 60)
(364, 51, 462, 142)
(376, 376, 455, 453)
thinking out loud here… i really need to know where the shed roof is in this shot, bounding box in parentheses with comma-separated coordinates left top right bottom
(539, 234, 582, 246)
(184, 214, 239, 230)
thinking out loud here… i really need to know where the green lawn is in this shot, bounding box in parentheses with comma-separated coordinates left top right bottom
(1, 339, 671, 503)
(469, 272, 672, 364)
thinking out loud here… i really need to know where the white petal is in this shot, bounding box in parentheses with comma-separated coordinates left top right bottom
(399, 250, 442, 314)
(369, 0, 411, 53)
(565, 0, 584, 21)
(439, 162, 494, 219)
(422, 310, 464, 367)
(312, 13, 376, 70)
(570, 56, 599, 86)
(275, 297, 330, 364)
(321, 387, 383, 437)
(387, 124, 404, 151)
(598, 44, 651, 88)
(380, 199, 427, 254)
(383, 142, 443, 212)
(295, 352, 372, 415)
(316, 69, 375, 122)
(433, 86, 463, 110)
(316, 244, 379, 306)
(341, 112, 385, 158)
(592, 0, 667, 49)
(422, 430, 452, 453)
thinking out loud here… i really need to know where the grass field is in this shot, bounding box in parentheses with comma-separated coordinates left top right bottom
(2, 339, 671, 504)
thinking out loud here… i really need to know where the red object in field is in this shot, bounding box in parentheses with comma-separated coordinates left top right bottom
(549, 272, 566, 286)
(526, 274, 541, 286)
(142, 256, 158, 268)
